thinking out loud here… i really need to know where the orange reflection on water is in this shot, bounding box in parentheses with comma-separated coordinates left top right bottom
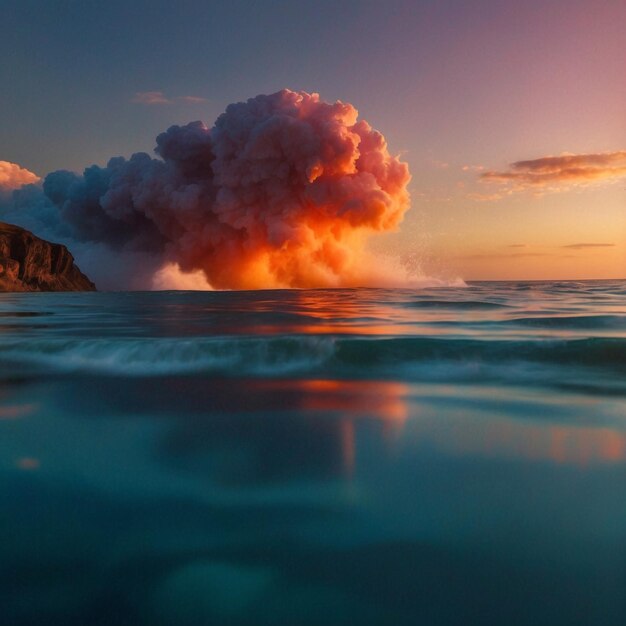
(16, 457, 40, 471)
(293, 379, 410, 476)
(295, 379, 409, 424)
(547, 426, 626, 465)
(0, 403, 37, 420)
(293, 322, 414, 335)
(283, 290, 424, 336)
(421, 416, 626, 466)
(340, 419, 356, 476)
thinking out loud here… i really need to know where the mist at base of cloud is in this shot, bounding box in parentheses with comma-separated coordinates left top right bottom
(1, 182, 160, 290)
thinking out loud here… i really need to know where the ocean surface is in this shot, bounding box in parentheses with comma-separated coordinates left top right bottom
(1, 281, 625, 626)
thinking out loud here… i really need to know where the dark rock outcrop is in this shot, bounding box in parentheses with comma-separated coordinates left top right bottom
(0, 222, 96, 291)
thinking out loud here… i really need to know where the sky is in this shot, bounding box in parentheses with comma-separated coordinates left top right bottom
(1, 0, 624, 281)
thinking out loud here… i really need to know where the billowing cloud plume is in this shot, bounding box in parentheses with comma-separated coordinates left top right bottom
(479, 150, 626, 192)
(0, 161, 40, 192)
(39, 89, 411, 289)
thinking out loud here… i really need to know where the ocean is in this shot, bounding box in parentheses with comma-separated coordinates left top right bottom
(1, 281, 625, 625)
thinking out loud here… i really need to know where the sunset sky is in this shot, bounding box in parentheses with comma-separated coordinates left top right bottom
(1, 0, 624, 281)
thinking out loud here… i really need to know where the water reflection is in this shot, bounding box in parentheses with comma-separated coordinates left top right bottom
(15, 456, 40, 470)
(0, 402, 36, 420)
(1, 283, 626, 625)
(10, 374, 622, 493)
(156, 378, 409, 484)
(408, 413, 626, 466)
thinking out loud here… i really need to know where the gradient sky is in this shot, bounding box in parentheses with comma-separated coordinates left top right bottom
(1, 0, 624, 280)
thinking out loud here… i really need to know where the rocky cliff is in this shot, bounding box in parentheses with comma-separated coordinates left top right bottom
(0, 222, 96, 291)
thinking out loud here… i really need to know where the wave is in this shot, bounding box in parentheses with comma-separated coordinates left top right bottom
(403, 300, 511, 310)
(333, 336, 626, 370)
(0, 336, 335, 376)
(505, 314, 626, 329)
(1, 334, 624, 378)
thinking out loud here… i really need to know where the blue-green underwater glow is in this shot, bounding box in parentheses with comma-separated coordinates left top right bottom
(1, 282, 625, 625)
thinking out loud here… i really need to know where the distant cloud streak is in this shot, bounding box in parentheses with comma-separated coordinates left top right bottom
(562, 243, 615, 250)
(132, 91, 208, 105)
(132, 91, 171, 105)
(458, 244, 618, 261)
(458, 252, 552, 260)
(479, 150, 626, 192)
(178, 95, 208, 104)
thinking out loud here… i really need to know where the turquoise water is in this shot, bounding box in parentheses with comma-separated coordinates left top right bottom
(1, 282, 625, 625)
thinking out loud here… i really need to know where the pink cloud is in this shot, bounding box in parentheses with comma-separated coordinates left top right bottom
(49, 89, 411, 289)
(131, 92, 208, 105)
(177, 95, 207, 104)
(131, 91, 171, 105)
(0, 161, 40, 191)
(479, 150, 626, 192)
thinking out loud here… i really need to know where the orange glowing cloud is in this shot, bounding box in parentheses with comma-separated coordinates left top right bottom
(480, 150, 626, 192)
(0, 161, 40, 191)
(46, 89, 412, 289)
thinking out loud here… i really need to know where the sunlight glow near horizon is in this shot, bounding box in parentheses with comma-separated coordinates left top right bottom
(0, 0, 624, 281)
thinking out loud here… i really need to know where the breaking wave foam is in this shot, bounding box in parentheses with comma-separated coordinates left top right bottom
(2, 335, 624, 379)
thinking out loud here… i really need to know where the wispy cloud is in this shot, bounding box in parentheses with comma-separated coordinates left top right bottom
(132, 91, 171, 105)
(131, 91, 208, 105)
(562, 243, 615, 250)
(459, 244, 618, 261)
(479, 150, 626, 193)
(178, 95, 208, 104)
(458, 252, 552, 260)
